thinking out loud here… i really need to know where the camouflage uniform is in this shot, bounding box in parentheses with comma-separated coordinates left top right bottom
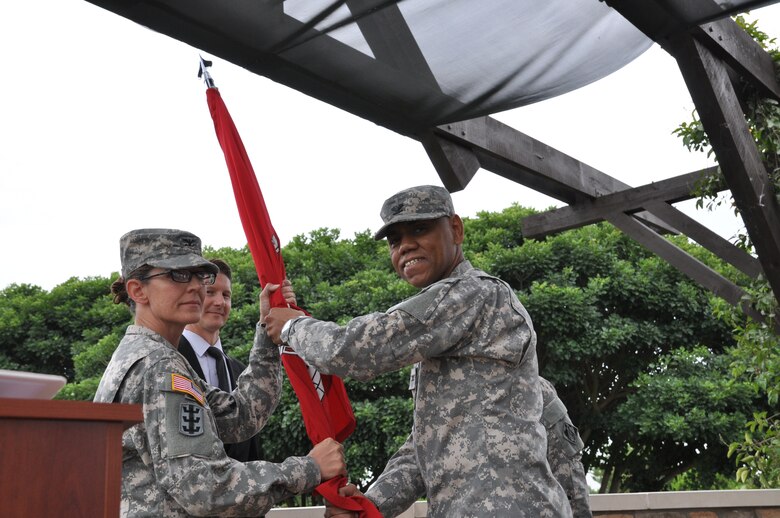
(282, 260, 572, 518)
(540, 378, 592, 518)
(94, 323, 320, 517)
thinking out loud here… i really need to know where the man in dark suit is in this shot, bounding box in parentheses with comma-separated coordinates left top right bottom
(178, 258, 261, 462)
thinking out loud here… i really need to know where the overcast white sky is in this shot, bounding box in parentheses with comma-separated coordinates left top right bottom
(2, 2, 780, 290)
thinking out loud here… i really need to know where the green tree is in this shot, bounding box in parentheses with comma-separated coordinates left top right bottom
(612, 346, 759, 490)
(0, 277, 128, 382)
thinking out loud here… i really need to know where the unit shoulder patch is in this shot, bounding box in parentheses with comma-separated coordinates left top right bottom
(179, 402, 205, 437)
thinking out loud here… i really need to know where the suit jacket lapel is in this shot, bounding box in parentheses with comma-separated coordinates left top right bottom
(177, 336, 206, 380)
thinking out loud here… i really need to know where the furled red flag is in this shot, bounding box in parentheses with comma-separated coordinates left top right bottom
(201, 59, 381, 517)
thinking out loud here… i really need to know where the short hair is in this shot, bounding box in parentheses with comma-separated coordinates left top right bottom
(208, 258, 232, 281)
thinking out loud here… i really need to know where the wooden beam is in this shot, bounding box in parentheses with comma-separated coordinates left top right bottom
(643, 200, 764, 280)
(437, 117, 614, 199)
(420, 133, 480, 192)
(674, 35, 780, 304)
(434, 115, 765, 310)
(695, 19, 780, 101)
(606, 212, 765, 322)
(521, 168, 712, 237)
(435, 117, 677, 232)
(522, 165, 763, 280)
(344, 0, 483, 192)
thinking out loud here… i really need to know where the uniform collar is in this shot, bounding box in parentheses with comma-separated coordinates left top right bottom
(450, 259, 473, 278)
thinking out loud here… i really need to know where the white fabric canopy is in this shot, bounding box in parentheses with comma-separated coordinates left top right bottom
(85, 0, 680, 134)
(284, 0, 652, 118)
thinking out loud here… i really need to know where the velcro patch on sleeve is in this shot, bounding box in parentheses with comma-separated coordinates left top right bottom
(163, 391, 218, 458)
(387, 280, 455, 322)
(169, 373, 205, 405)
(179, 402, 205, 437)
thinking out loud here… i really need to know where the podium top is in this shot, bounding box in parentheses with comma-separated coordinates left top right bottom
(0, 369, 67, 399)
(0, 398, 142, 426)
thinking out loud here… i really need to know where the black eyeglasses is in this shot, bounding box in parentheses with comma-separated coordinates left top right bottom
(139, 269, 216, 285)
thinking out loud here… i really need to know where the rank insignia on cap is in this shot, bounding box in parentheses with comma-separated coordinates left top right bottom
(171, 373, 204, 404)
(179, 403, 204, 436)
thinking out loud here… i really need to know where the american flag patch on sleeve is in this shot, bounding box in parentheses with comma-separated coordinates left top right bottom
(171, 373, 205, 405)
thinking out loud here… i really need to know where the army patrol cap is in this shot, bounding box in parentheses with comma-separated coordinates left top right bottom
(374, 185, 454, 240)
(119, 228, 219, 279)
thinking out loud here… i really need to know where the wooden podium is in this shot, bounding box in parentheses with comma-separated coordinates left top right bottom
(0, 398, 142, 517)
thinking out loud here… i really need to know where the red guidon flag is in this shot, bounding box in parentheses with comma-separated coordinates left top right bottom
(205, 79, 380, 517)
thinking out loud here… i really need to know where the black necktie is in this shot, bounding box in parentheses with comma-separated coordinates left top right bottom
(206, 346, 230, 392)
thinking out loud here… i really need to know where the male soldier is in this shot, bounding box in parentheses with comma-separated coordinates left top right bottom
(265, 185, 574, 518)
(178, 258, 265, 462)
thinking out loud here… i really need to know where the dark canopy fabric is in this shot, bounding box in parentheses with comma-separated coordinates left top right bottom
(277, 0, 652, 118)
(83, 0, 771, 138)
(85, 0, 654, 137)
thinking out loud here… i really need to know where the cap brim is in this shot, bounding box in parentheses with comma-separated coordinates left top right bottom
(147, 255, 219, 274)
(373, 212, 449, 240)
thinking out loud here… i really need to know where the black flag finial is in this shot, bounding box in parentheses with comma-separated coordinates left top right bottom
(198, 56, 215, 88)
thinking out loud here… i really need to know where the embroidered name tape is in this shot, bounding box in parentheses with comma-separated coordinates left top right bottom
(171, 373, 204, 404)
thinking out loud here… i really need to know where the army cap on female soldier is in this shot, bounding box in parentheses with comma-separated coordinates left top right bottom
(112, 229, 219, 313)
(119, 228, 219, 279)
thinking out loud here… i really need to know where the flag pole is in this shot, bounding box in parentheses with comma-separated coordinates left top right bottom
(200, 59, 380, 516)
(198, 56, 215, 89)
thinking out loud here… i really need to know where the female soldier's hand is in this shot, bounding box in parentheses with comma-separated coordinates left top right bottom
(259, 279, 299, 323)
(307, 437, 347, 481)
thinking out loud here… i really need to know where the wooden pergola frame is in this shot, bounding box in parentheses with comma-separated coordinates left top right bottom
(421, 1, 780, 324)
(85, 0, 780, 323)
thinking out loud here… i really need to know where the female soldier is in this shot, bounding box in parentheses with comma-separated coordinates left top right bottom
(94, 228, 345, 516)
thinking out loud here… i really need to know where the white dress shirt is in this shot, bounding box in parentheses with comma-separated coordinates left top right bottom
(182, 329, 231, 390)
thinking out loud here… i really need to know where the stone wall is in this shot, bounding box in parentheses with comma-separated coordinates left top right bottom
(266, 489, 780, 517)
(590, 489, 779, 518)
